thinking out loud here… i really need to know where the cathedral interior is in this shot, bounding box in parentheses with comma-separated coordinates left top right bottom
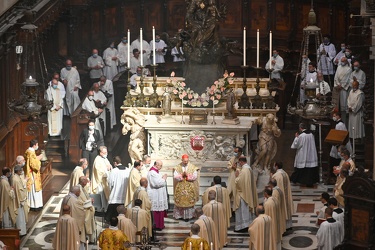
(1, 0, 375, 249)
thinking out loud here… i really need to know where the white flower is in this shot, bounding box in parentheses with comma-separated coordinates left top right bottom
(201, 93, 206, 98)
(203, 101, 209, 107)
(196, 101, 202, 107)
(193, 93, 199, 99)
(191, 101, 197, 107)
(213, 100, 219, 105)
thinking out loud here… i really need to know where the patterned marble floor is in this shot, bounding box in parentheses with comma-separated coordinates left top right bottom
(20, 178, 331, 250)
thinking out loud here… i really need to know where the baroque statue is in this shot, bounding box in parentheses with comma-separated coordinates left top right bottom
(251, 113, 281, 173)
(121, 108, 146, 166)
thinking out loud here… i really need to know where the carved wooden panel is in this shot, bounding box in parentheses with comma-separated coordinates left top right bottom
(249, 0, 268, 32)
(317, 6, 331, 35)
(167, 0, 186, 33)
(91, 10, 101, 40)
(123, 2, 140, 32)
(220, 0, 242, 37)
(334, 9, 346, 43)
(275, 2, 291, 33)
(295, 4, 311, 40)
(104, 7, 118, 38)
(144, 0, 163, 34)
(351, 208, 369, 243)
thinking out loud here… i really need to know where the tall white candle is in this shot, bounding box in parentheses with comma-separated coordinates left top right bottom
(182, 99, 184, 113)
(256, 29, 260, 68)
(152, 26, 156, 65)
(200, 242, 203, 250)
(269, 31, 272, 69)
(210, 242, 213, 250)
(127, 29, 131, 69)
(243, 27, 246, 66)
(189, 241, 192, 250)
(140, 28, 143, 66)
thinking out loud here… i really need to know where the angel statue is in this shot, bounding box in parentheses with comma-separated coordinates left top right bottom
(121, 108, 146, 166)
(251, 113, 281, 173)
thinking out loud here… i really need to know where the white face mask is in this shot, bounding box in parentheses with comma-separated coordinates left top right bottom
(88, 96, 94, 101)
(89, 125, 95, 130)
(102, 154, 108, 159)
(35, 146, 39, 150)
(332, 116, 337, 121)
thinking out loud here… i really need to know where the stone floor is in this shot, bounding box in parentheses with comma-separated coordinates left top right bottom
(19, 176, 331, 250)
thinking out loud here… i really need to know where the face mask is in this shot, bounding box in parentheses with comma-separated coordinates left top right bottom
(345, 52, 351, 57)
(155, 39, 160, 43)
(144, 164, 150, 168)
(273, 53, 277, 58)
(110, 45, 114, 48)
(122, 40, 127, 43)
(137, 73, 141, 76)
(89, 125, 95, 130)
(354, 66, 359, 71)
(88, 96, 94, 101)
(303, 58, 307, 62)
(341, 47, 345, 52)
(93, 54, 98, 58)
(35, 146, 39, 150)
(332, 116, 337, 121)
(103, 154, 108, 159)
(52, 85, 58, 89)
(21, 171, 24, 175)
(233, 152, 238, 157)
(341, 62, 346, 66)
(66, 66, 72, 70)
(21, 162, 25, 167)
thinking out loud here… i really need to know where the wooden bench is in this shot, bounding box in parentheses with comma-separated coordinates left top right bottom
(0, 228, 20, 250)
(40, 158, 53, 188)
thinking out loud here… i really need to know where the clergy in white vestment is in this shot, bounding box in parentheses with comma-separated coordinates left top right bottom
(202, 190, 228, 248)
(141, 155, 151, 178)
(103, 42, 119, 80)
(150, 34, 167, 64)
(69, 158, 88, 191)
(106, 156, 130, 222)
(131, 37, 151, 66)
(330, 112, 352, 169)
(271, 162, 294, 229)
(91, 146, 112, 211)
(117, 37, 130, 72)
(171, 46, 185, 62)
(265, 50, 284, 79)
(77, 176, 96, 242)
(299, 55, 311, 103)
(263, 187, 282, 250)
(124, 160, 143, 208)
(60, 186, 86, 247)
(290, 123, 318, 187)
(268, 179, 287, 235)
(12, 165, 29, 235)
(333, 43, 347, 65)
(350, 61, 366, 90)
(0, 168, 16, 229)
(45, 79, 66, 136)
(60, 59, 81, 116)
(233, 157, 258, 231)
(300, 62, 318, 104)
(328, 197, 344, 241)
(317, 36, 336, 83)
(24, 140, 44, 210)
(81, 90, 104, 133)
(53, 204, 80, 250)
(201, 176, 231, 229)
(87, 49, 104, 83)
(92, 83, 108, 135)
(147, 160, 168, 230)
(248, 205, 277, 250)
(99, 75, 116, 129)
(129, 49, 142, 74)
(316, 207, 343, 250)
(347, 80, 365, 139)
(226, 147, 243, 200)
(316, 72, 331, 99)
(333, 57, 352, 123)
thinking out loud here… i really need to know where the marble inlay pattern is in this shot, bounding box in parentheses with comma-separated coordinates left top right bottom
(20, 181, 330, 250)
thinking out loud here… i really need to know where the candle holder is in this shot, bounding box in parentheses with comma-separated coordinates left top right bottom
(150, 64, 159, 107)
(180, 110, 185, 124)
(138, 66, 146, 107)
(238, 65, 250, 109)
(265, 79, 277, 109)
(123, 67, 133, 107)
(252, 67, 263, 109)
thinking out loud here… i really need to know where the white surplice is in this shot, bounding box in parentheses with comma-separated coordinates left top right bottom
(317, 43, 336, 75)
(103, 47, 119, 80)
(334, 64, 352, 111)
(131, 39, 151, 66)
(347, 88, 365, 139)
(45, 83, 66, 136)
(117, 42, 130, 72)
(316, 219, 343, 250)
(108, 165, 130, 204)
(291, 130, 318, 168)
(150, 39, 167, 64)
(265, 55, 284, 79)
(100, 79, 116, 129)
(60, 67, 81, 115)
(147, 168, 168, 211)
(93, 90, 107, 135)
(350, 69, 366, 90)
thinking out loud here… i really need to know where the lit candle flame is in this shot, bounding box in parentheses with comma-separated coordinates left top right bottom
(29, 76, 32, 80)
(310, 78, 313, 83)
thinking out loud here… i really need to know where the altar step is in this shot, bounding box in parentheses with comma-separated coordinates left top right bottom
(45, 135, 67, 163)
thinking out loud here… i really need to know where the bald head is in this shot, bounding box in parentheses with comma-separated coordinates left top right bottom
(208, 190, 216, 201)
(62, 204, 71, 214)
(140, 177, 148, 188)
(71, 185, 81, 196)
(155, 160, 163, 170)
(195, 207, 203, 217)
(117, 205, 127, 215)
(256, 205, 265, 216)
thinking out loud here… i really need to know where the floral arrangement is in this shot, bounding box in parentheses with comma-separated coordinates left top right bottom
(169, 71, 235, 108)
